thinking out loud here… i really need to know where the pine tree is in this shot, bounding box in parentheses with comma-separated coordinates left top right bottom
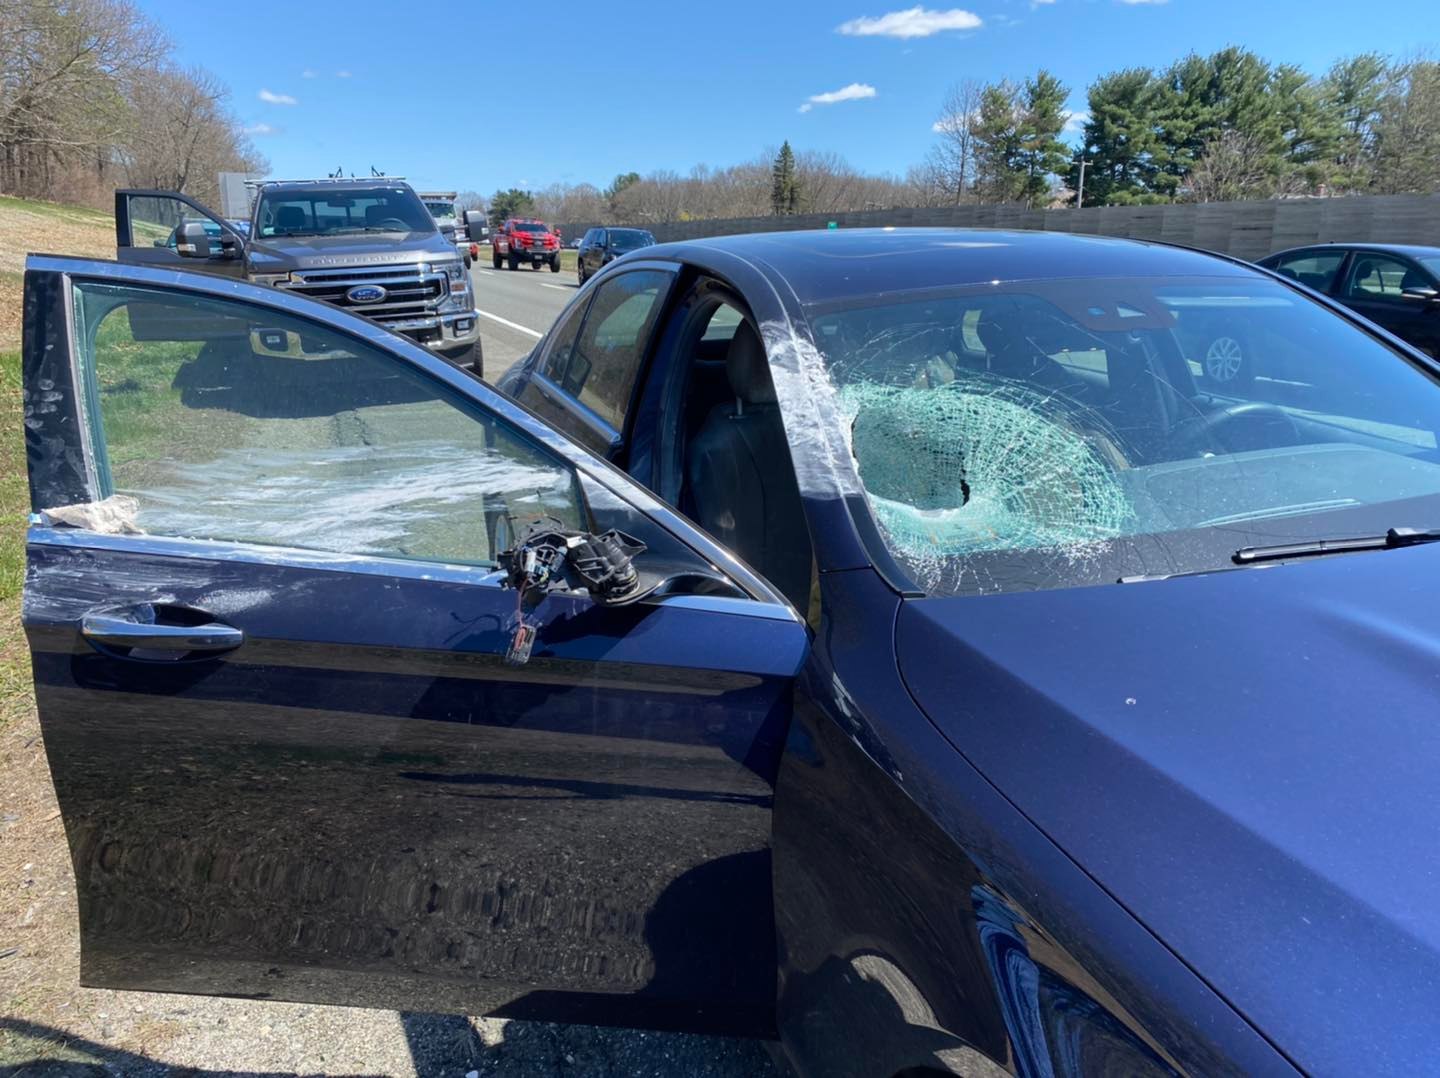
(771, 141, 799, 215)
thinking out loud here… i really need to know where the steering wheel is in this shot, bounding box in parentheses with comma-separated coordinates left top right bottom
(1175, 401, 1300, 455)
(371, 217, 410, 231)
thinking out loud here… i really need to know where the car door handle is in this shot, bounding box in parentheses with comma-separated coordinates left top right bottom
(81, 613, 245, 654)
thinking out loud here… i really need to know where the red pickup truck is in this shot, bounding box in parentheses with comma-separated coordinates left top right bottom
(492, 217, 562, 272)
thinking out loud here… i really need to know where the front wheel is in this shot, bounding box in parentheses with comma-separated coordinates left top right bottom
(549, 256, 561, 273)
(507, 254, 518, 271)
(492, 252, 502, 269)
(577, 264, 587, 285)
(446, 339, 484, 381)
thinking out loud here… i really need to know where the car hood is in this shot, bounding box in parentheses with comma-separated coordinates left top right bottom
(247, 232, 454, 272)
(896, 545, 1440, 1075)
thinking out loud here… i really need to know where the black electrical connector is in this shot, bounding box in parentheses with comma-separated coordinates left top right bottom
(497, 520, 649, 666)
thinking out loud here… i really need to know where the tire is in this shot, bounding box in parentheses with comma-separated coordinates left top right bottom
(549, 256, 560, 273)
(492, 252, 502, 269)
(507, 254, 518, 271)
(1202, 332, 1253, 389)
(446, 339, 484, 381)
(577, 264, 586, 286)
(463, 254, 472, 269)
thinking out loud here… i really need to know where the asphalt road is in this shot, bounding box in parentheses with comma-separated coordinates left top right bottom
(469, 261, 583, 381)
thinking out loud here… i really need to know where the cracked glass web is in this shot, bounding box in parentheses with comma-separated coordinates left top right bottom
(839, 376, 1134, 589)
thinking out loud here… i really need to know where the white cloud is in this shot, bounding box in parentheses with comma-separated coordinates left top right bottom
(800, 82, 878, 113)
(258, 89, 298, 105)
(243, 122, 276, 136)
(301, 69, 317, 78)
(1063, 109, 1089, 134)
(336, 70, 352, 78)
(837, 6, 982, 38)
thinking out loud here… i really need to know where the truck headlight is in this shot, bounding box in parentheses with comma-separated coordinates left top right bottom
(249, 272, 291, 287)
(438, 261, 470, 312)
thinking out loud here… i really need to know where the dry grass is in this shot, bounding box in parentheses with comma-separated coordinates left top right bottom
(0, 196, 116, 350)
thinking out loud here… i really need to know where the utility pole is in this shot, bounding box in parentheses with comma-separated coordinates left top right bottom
(1076, 158, 1089, 209)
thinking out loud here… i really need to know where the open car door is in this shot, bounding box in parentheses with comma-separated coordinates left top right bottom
(20, 256, 806, 1035)
(114, 189, 247, 276)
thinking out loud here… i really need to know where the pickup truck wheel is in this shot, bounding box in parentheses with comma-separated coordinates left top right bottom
(507, 254, 518, 271)
(446, 340, 484, 380)
(492, 253, 502, 269)
(549, 256, 561, 273)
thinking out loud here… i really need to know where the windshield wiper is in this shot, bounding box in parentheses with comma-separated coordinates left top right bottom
(1233, 527, 1440, 565)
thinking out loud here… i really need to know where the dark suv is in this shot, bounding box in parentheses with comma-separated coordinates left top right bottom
(1259, 244, 1440, 360)
(577, 227, 656, 285)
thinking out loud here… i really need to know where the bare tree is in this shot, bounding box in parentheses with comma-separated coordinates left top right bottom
(1185, 130, 1284, 202)
(119, 64, 263, 203)
(924, 79, 984, 204)
(0, 0, 166, 198)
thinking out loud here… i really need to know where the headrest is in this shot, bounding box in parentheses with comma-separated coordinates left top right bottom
(275, 206, 307, 230)
(725, 320, 775, 405)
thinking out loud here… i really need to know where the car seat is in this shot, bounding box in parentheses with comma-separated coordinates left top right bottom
(685, 321, 811, 611)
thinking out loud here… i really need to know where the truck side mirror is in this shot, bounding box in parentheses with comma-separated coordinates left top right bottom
(1401, 285, 1440, 305)
(463, 211, 488, 241)
(177, 221, 213, 259)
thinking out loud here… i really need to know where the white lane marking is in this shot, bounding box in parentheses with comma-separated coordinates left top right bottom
(540, 283, 571, 291)
(474, 308, 543, 339)
(475, 269, 495, 276)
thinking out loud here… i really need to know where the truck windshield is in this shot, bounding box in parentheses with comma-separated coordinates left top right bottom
(256, 187, 433, 237)
(512, 222, 552, 234)
(424, 202, 456, 221)
(804, 276, 1440, 597)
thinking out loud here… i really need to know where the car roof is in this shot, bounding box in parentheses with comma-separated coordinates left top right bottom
(1266, 242, 1440, 260)
(643, 228, 1258, 305)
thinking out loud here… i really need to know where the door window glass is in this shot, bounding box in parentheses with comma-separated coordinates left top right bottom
(563, 270, 670, 430)
(122, 194, 233, 256)
(1345, 255, 1415, 302)
(540, 297, 591, 381)
(1270, 250, 1345, 291)
(71, 281, 583, 565)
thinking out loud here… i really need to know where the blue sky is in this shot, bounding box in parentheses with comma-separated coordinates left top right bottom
(136, 1, 1434, 195)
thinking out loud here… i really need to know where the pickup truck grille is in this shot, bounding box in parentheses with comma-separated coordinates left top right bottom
(281, 264, 446, 322)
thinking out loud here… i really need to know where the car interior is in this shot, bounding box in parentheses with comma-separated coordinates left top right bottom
(640, 290, 813, 613)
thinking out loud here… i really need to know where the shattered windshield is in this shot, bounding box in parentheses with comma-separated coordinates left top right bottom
(807, 276, 1440, 596)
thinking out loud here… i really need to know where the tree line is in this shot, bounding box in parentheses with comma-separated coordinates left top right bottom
(910, 48, 1439, 208)
(481, 46, 1437, 230)
(1, 0, 265, 207)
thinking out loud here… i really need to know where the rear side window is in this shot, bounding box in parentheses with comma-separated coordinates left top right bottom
(1269, 250, 1345, 291)
(558, 270, 671, 430)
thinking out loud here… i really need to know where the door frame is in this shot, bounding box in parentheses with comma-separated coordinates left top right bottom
(24, 253, 790, 612)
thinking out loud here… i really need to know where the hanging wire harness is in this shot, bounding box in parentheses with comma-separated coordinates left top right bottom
(497, 520, 648, 665)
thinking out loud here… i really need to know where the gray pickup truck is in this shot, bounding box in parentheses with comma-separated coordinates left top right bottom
(114, 179, 488, 376)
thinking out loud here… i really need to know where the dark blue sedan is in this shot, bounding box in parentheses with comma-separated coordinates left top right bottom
(21, 228, 1440, 1077)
